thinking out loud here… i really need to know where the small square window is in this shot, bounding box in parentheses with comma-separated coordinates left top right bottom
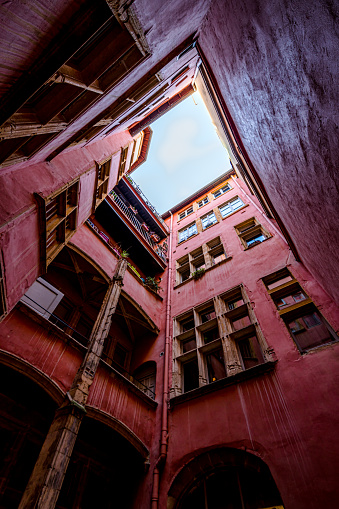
(179, 206, 193, 220)
(213, 184, 231, 199)
(197, 196, 209, 208)
(235, 217, 270, 249)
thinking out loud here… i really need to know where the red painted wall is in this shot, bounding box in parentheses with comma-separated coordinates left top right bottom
(0, 131, 133, 314)
(198, 0, 339, 304)
(161, 176, 339, 508)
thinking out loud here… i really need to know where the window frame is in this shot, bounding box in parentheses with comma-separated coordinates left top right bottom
(178, 205, 194, 221)
(197, 196, 209, 208)
(172, 286, 271, 397)
(175, 237, 228, 285)
(235, 217, 271, 249)
(201, 211, 218, 230)
(212, 183, 232, 199)
(178, 221, 197, 243)
(219, 196, 245, 218)
(35, 179, 80, 269)
(262, 268, 338, 353)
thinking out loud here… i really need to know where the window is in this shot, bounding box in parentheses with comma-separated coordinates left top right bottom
(133, 362, 156, 400)
(94, 158, 111, 209)
(178, 222, 197, 242)
(175, 237, 228, 285)
(201, 211, 217, 229)
(218, 197, 244, 219)
(36, 180, 79, 267)
(172, 286, 270, 396)
(197, 196, 209, 208)
(20, 277, 64, 319)
(118, 146, 129, 179)
(178, 205, 194, 220)
(212, 183, 231, 198)
(263, 268, 338, 353)
(235, 217, 271, 249)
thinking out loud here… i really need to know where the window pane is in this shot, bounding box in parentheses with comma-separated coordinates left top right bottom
(238, 336, 264, 369)
(206, 349, 226, 382)
(203, 327, 219, 344)
(183, 359, 199, 392)
(183, 337, 196, 352)
(231, 197, 244, 210)
(246, 234, 266, 246)
(287, 311, 337, 351)
(220, 204, 232, 217)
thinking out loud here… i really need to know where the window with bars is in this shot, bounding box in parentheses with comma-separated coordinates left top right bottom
(212, 183, 231, 199)
(234, 217, 271, 249)
(178, 205, 194, 221)
(37, 181, 79, 268)
(263, 268, 338, 353)
(201, 211, 218, 229)
(219, 197, 244, 218)
(178, 222, 197, 243)
(172, 286, 270, 396)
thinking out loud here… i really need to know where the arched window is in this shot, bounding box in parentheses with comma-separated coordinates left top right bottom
(133, 361, 156, 400)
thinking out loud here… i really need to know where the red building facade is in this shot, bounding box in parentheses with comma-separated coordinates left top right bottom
(0, 1, 338, 507)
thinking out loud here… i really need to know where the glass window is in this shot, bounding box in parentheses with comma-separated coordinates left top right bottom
(178, 223, 197, 242)
(179, 206, 193, 220)
(183, 359, 199, 392)
(201, 212, 217, 229)
(213, 184, 231, 198)
(246, 233, 266, 246)
(286, 310, 337, 351)
(219, 197, 244, 217)
(197, 196, 209, 207)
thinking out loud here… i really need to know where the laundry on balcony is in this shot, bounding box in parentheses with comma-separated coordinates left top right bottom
(129, 205, 138, 214)
(141, 223, 150, 231)
(150, 233, 160, 242)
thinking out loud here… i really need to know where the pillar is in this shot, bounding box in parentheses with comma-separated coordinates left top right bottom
(19, 258, 127, 509)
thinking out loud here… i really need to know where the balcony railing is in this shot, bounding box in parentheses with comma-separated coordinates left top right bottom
(109, 191, 167, 263)
(126, 176, 167, 228)
(20, 295, 155, 399)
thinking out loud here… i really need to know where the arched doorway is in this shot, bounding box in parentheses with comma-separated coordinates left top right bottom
(55, 416, 146, 509)
(0, 365, 57, 508)
(168, 448, 284, 509)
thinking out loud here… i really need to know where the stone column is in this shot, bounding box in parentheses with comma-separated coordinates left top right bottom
(19, 258, 127, 509)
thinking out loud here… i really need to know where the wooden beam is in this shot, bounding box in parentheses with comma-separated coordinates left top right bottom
(0, 0, 112, 127)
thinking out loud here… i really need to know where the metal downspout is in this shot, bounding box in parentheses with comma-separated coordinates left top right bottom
(151, 210, 173, 509)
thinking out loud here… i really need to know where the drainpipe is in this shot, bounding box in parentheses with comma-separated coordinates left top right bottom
(151, 210, 173, 509)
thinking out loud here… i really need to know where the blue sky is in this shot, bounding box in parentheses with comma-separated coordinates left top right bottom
(131, 91, 232, 214)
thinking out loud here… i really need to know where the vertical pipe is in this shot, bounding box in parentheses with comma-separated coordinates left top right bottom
(151, 210, 173, 508)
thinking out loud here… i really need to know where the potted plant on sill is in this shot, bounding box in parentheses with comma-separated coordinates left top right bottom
(191, 268, 205, 280)
(143, 276, 162, 294)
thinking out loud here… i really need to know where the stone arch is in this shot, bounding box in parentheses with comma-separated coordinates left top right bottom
(67, 243, 111, 283)
(85, 406, 149, 462)
(57, 410, 148, 509)
(168, 447, 284, 509)
(0, 350, 65, 405)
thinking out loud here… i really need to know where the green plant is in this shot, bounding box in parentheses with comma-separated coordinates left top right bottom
(191, 268, 205, 280)
(144, 276, 162, 293)
(121, 250, 129, 258)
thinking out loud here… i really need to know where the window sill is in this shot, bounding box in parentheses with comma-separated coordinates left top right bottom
(170, 360, 277, 407)
(221, 203, 249, 220)
(174, 256, 232, 289)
